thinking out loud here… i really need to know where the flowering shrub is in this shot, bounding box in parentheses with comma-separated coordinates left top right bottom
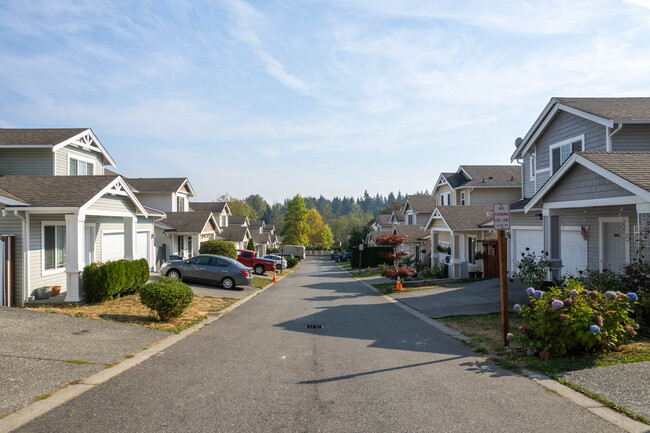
(621, 260, 650, 333)
(515, 279, 638, 357)
(512, 250, 551, 290)
(380, 266, 417, 280)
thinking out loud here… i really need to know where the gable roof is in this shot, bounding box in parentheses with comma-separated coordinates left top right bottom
(512, 97, 650, 161)
(525, 151, 650, 213)
(251, 232, 271, 244)
(0, 175, 147, 216)
(229, 215, 249, 226)
(249, 220, 265, 228)
(0, 128, 116, 167)
(126, 177, 196, 197)
(219, 225, 251, 242)
(403, 194, 436, 213)
(392, 224, 428, 241)
(374, 213, 392, 226)
(159, 211, 217, 234)
(425, 206, 493, 231)
(459, 165, 521, 187)
(189, 201, 230, 214)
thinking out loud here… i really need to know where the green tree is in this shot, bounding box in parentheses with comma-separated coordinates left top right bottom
(282, 194, 309, 246)
(245, 194, 268, 220)
(316, 224, 334, 249)
(216, 194, 258, 220)
(306, 208, 324, 247)
(246, 238, 255, 251)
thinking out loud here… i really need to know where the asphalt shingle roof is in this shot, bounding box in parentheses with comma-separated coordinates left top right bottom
(159, 211, 215, 234)
(0, 175, 117, 207)
(405, 195, 436, 213)
(577, 151, 650, 192)
(556, 97, 650, 123)
(189, 201, 228, 213)
(375, 214, 392, 225)
(0, 128, 87, 146)
(251, 233, 271, 244)
(459, 165, 521, 187)
(435, 206, 493, 231)
(126, 178, 188, 194)
(393, 225, 428, 241)
(219, 225, 250, 242)
(228, 215, 249, 226)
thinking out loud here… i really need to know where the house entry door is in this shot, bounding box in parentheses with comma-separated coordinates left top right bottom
(603, 222, 627, 272)
(482, 240, 499, 278)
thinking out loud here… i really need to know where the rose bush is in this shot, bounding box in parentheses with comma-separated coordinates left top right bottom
(511, 250, 551, 290)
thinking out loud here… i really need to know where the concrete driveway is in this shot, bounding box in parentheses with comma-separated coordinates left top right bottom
(0, 307, 167, 417)
(149, 272, 259, 299)
(392, 278, 529, 318)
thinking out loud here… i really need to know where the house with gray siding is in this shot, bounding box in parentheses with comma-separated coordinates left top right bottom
(0, 128, 156, 306)
(511, 97, 650, 278)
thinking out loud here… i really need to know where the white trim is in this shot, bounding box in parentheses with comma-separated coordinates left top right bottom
(458, 167, 472, 180)
(0, 195, 27, 206)
(67, 152, 97, 175)
(529, 154, 536, 182)
(85, 223, 96, 266)
(511, 225, 543, 230)
(556, 103, 614, 128)
(560, 225, 582, 231)
(4, 207, 78, 213)
(548, 134, 584, 174)
(80, 177, 148, 218)
(51, 129, 117, 168)
(84, 210, 137, 217)
(543, 196, 644, 209)
(536, 168, 551, 173)
(41, 220, 67, 276)
(0, 145, 52, 148)
(599, 216, 630, 270)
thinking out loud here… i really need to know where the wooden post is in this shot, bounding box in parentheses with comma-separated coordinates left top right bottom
(498, 229, 509, 346)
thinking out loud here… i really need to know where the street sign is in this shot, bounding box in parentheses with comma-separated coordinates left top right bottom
(358, 244, 364, 251)
(493, 203, 511, 230)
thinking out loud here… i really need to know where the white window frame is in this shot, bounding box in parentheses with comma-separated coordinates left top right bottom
(460, 192, 466, 206)
(529, 154, 536, 181)
(67, 153, 96, 176)
(441, 192, 451, 206)
(41, 221, 66, 276)
(176, 195, 186, 212)
(549, 134, 584, 174)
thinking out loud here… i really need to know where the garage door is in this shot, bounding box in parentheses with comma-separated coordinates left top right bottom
(513, 229, 544, 260)
(102, 232, 124, 263)
(561, 229, 587, 277)
(136, 231, 149, 262)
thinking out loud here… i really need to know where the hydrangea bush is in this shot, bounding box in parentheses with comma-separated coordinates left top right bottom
(512, 249, 552, 290)
(514, 279, 638, 357)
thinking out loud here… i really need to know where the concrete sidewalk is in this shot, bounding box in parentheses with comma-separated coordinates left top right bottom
(0, 307, 168, 417)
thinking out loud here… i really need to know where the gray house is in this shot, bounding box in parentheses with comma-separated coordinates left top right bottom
(0, 129, 156, 306)
(511, 97, 650, 277)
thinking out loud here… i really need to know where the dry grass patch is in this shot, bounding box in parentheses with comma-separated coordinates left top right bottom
(27, 294, 237, 333)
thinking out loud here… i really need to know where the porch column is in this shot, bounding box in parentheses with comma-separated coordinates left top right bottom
(431, 231, 439, 266)
(64, 213, 85, 302)
(124, 216, 137, 260)
(450, 232, 456, 278)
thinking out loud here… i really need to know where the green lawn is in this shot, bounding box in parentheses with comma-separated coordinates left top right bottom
(251, 277, 272, 290)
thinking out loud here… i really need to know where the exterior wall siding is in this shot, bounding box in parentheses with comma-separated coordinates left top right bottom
(524, 111, 606, 197)
(136, 193, 173, 213)
(544, 165, 633, 203)
(88, 196, 137, 214)
(0, 208, 24, 305)
(28, 214, 67, 299)
(0, 149, 53, 175)
(612, 124, 650, 151)
(469, 188, 522, 206)
(55, 146, 105, 175)
(434, 185, 454, 206)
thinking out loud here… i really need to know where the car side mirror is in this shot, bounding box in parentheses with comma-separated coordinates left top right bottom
(185, 260, 190, 264)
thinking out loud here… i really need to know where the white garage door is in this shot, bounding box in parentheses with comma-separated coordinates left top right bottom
(561, 229, 587, 277)
(102, 232, 124, 263)
(136, 231, 149, 262)
(513, 229, 544, 259)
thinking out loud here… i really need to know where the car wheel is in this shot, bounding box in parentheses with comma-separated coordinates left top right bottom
(166, 269, 181, 279)
(221, 277, 235, 290)
(254, 265, 265, 275)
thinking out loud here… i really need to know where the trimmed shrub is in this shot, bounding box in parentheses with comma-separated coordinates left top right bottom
(198, 239, 237, 259)
(139, 277, 194, 322)
(286, 256, 299, 268)
(82, 259, 150, 303)
(422, 263, 448, 279)
(515, 279, 638, 357)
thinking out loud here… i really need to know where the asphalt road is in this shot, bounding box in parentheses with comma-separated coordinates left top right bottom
(16, 257, 624, 432)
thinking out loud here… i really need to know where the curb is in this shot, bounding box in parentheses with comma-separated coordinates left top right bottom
(0, 278, 281, 433)
(348, 271, 649, 433)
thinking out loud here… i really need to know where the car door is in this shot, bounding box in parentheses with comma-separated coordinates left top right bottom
(210, 257, 230, 282)
(183, 256, 212, 281)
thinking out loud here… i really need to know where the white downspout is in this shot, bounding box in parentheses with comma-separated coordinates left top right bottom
(606, 123, 623, 152)
(14, 211, 28, 304)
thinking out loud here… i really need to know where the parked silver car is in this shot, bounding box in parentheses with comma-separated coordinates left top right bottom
(263, 254, 288, 269)
(160, 254, 253, 289)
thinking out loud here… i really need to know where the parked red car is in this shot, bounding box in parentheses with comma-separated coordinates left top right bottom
(236, 249, 276, 275)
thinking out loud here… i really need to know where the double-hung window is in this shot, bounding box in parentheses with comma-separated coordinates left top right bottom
(43, 224, 66, 272)
(407, 214, 414, 225)
(550, 136, 583, 174)
(529, 154, 536, 180)
(460, 192, 466, 206)
(440, 193, 451, 206)
(177, 196, 186, 212)
(69, 158, 94, 175)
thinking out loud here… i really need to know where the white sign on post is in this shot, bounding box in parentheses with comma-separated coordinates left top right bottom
(493, 203, 511, 230)
(359, 244, 364, 251)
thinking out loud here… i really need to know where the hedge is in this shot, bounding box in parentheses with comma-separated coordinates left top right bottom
(198, 239, 237, 259)
(82, 258, 150, 304)
(286, 256, 299, 268)
(351, 246, 391, 268)
(139, 277, 194, 321)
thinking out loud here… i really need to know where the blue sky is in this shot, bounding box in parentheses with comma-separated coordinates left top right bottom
(2, 0, 650, 203)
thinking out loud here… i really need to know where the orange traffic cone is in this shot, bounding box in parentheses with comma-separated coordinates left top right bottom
(273, 271, 277, 282)
(396, 276, 403, 291)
